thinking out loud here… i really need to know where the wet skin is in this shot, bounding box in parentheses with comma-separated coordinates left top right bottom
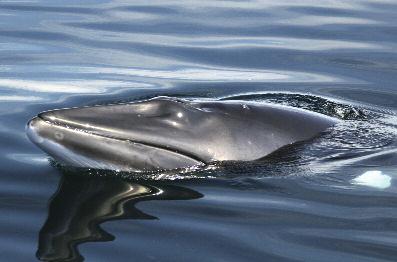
(26, 97, 339, 172)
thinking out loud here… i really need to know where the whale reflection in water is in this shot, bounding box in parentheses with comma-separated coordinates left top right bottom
(37, 173, 203, 262)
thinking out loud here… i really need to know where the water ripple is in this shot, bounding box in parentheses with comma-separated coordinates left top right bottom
(0, 1, 397, 261)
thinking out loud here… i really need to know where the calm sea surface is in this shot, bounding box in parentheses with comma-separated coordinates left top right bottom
(0, 1, 397, 261)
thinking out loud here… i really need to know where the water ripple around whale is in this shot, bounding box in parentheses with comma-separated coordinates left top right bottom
(0, 1, 396, 261)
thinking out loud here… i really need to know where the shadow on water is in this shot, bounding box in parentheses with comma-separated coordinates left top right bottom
(36, 171, 203, 262)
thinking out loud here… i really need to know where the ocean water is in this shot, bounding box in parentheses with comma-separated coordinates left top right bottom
(1, 0, 397, 261)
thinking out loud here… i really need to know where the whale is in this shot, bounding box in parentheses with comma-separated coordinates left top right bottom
(26, 96, 339, 172)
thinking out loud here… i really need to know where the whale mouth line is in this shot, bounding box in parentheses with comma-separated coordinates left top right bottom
(35, 115, 206, 166)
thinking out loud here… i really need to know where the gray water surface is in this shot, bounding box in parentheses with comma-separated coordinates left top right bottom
(0, 1, 397, 261)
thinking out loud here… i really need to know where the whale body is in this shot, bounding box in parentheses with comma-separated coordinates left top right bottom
(26, 97, 339, 172)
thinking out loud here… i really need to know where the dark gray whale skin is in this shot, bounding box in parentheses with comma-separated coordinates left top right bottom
(26, 97, 339, 172)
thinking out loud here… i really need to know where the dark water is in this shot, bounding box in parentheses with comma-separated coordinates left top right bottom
(1, 1, 397, 261)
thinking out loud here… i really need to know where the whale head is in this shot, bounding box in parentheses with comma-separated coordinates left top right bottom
(27, 97, 338, 172)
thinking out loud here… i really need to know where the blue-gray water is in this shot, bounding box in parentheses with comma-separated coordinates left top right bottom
(1, 1, 397, 261)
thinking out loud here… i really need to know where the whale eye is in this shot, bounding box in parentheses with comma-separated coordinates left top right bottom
(54, 132, 64, 140)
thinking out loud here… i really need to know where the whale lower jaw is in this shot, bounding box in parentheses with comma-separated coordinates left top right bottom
(27, 117, 205, 172)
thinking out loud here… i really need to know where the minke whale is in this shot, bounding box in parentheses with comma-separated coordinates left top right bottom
(26, 97, 339, 172)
